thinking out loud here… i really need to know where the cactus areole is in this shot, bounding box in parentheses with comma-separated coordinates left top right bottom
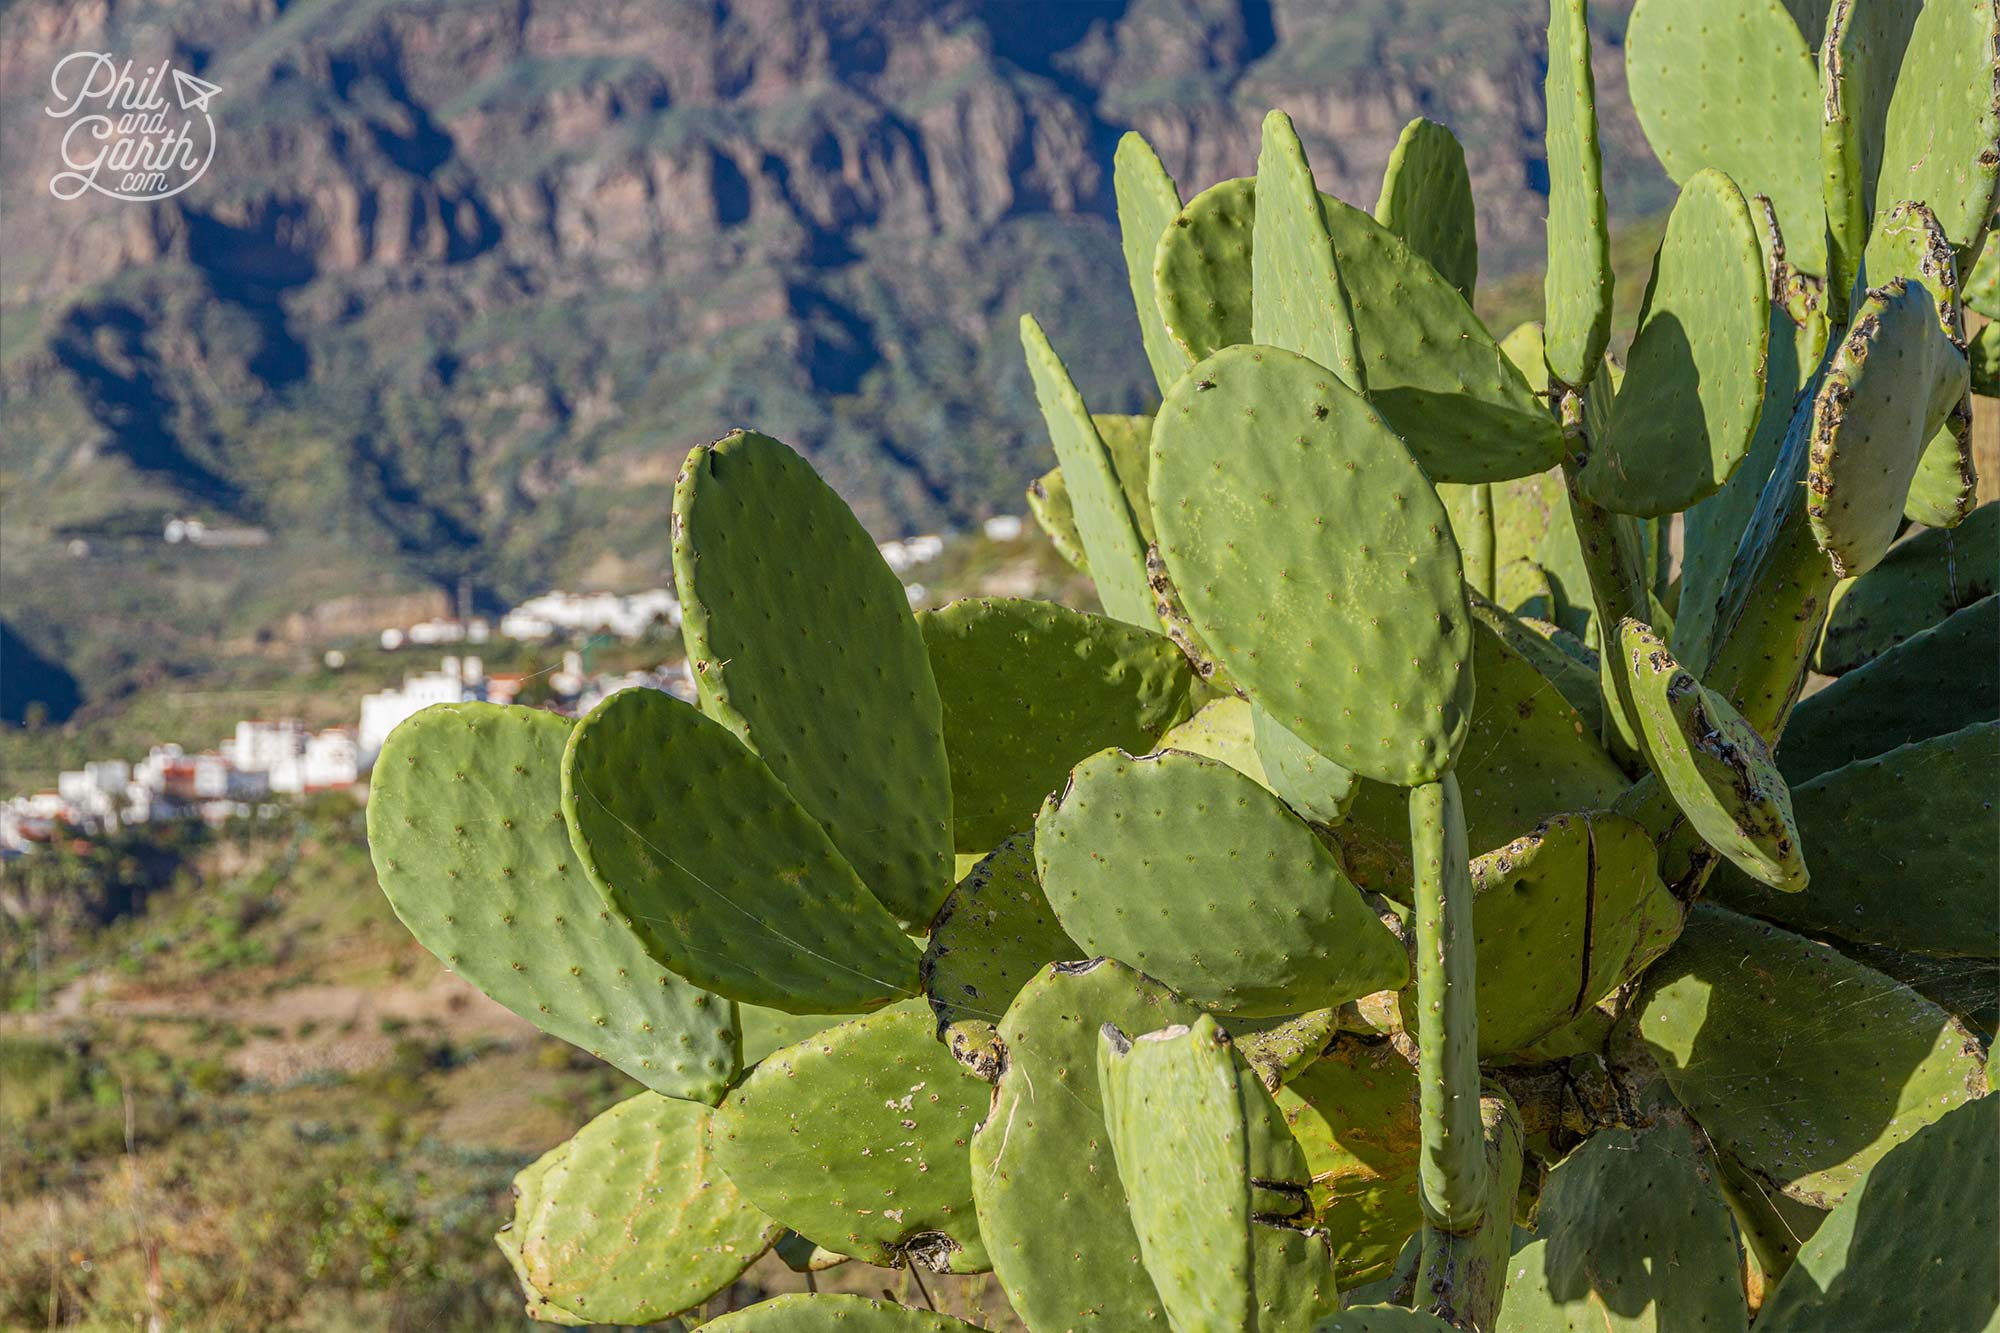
(368, 3, 1999, 1325)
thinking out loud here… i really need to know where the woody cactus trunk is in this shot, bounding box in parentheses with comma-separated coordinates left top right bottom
(366, 0, 2000, 1327)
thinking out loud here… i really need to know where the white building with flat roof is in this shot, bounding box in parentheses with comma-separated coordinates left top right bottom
(358, 657, 485, 762)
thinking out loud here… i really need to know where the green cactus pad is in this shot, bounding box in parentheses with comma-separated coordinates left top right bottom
(1625, 0, 1823, 274)
(1022, 316, 1156, 628)
(1972, 239, 2000, 317)
(1864, 201, 1978, 530)
(1156, 176, 1257, 363)
(497, 1140, 588, 1325)
(971, 959, 1203, 1328)
(920, 596, 1193, 852)
(1094, 412, 1158, 545)
(1757, 1094, 1999, 1333)
(1611, 619, 1808, 892)
(1495, 1114, 1749, 1333)
(1714, 721, 2000, 957)
(1376, 117, 1478, 301)
(1879, 0, 2000, 259)
(1329, 609, 1628, 897)
(1542, 0, 1614, 385)
(1401, 812, 1681, 1058)
(1818, 0, 1923, 306)
(1252, 706, 1357, 825)
(1151, 343, 1473, 787)
(1097, 1018, 1256, 1333)
(920, 834, 1081, 1036)
(1243, 1090, 1344, 1328)
(1116, 132, 1191, 397)
(368, 703, 740, 1102)
(1026, 466, 1088, 574)
(1502, 470, 1610, 643)
(1316, 193, 1565, 483)
(1805, 280, 1970, 579)
(1817, 501, 1997, 673)
(1155, 695, 1270, 785)
(563, 686, 919, 1014)
(702, 1294, 984, 1331)
(1104, 1017, 1341, 1332)
(1036, 747, 1409, 1016)
(1903, 407, 1978, 531)
(674, 430, 952, 928)
(1579, 169, 1770, 517)
(1276, 1035, 1424, 1286)
(1254, 111, 1363, 387)
(1469, 594, 1604, 736)
(508, 1093, 781, 1325)
(709, 1000, 989, 1271)
(1636, 903, 1989, 1210)
(1779, 595, 1998, 781)
(1675, 296, 1824, 673)
(1973, 321, 2000, 394)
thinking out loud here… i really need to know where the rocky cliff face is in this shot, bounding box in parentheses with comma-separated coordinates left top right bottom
(0, 0, 1669, 713)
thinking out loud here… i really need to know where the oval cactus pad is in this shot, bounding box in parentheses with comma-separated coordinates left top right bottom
(1625, 0, 1822, 273)
(368, 702, 740, 1102)
(1583, 168, 1770, 517)
(1097, 1017, 1256, 1333)
(920, 834, 1082, 1037)
(709, 1000, 990, 1271)
(1806, 279, 1970, 579)
(674, 429, 952, 929)
(1152, 343, 1474, 787)
(1038, 747, 1407, 1016)
(508, 1093, 781, 1324)
(1375, 117, 1478, 301)
(920, 596, 1193, 852)
(972, 960, 1204, 1327)
(1612, 619, 1808, 892)
(562, 686, 919, 1014)
(1156, 176, 1257, 364)
(1638, 904, 1988, 1209)
(1542, 0, 1614, 385)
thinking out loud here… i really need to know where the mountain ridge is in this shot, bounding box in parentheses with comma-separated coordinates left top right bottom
(0, 0, 1671, 717)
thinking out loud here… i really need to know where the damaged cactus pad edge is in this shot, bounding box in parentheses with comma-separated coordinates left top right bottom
(366, 4, 2000, 1325)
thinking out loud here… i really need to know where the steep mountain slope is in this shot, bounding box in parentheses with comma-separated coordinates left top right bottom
(0, 0, 1670, 714)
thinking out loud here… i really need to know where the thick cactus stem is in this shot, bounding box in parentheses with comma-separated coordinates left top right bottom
(1461, 484, 1497, 601)
(1417, 1091, 1523, 1332)
(1408, 772, 1491, 1234)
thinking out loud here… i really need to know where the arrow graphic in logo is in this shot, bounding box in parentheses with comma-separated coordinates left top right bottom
(171, 68, 221, 112)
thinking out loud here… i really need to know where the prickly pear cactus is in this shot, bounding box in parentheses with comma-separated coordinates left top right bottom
(367, 2, 2000, 1324)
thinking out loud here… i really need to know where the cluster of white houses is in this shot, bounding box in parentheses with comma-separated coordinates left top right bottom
(374, 527, 992, 650)
(3, 524, 1030, 854)
(1, 653, 697, 855)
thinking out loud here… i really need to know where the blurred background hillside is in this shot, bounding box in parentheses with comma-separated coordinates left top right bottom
(2, 0, 1677, 727)
(1, 1, 1684, 1327)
